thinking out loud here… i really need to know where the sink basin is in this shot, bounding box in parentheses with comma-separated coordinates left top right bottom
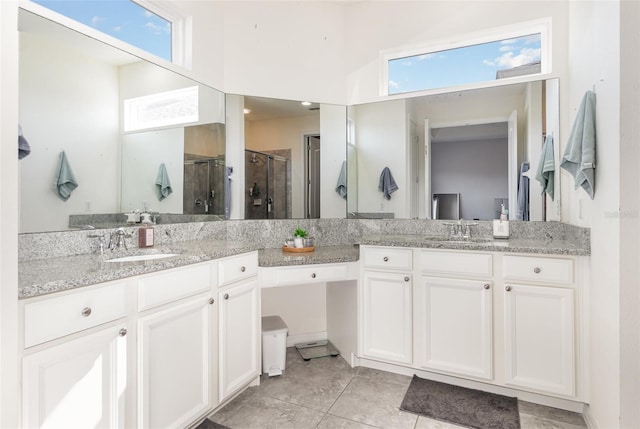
(106, 253, 179, 263)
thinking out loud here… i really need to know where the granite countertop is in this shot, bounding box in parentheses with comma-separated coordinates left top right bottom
(18, 241, 360, 299)
(355, 235, 590, 256)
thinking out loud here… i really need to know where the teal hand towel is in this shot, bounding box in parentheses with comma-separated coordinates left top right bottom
(156, 163, 173, 201)
(561, 91, 596, 199)
(535, 134, 555, 200)
(379, 167, 398, 200)
(335, 160, 347, 199)
(54, 151, 78, 201)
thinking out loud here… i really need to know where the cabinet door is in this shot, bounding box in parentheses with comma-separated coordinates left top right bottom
(504, 283, 575, 396)
(22, 324, 127, 429)
(138, 295, 215, 429)
(219, 278, 260, 401)
(361, 271, 413, 364)
(414, 277, 493, 380)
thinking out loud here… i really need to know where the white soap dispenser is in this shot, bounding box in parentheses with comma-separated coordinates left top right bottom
(493, 203, 510, 239)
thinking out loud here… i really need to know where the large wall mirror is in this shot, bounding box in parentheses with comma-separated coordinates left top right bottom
(347, 79, 560, 221)
(18, 9, 226, 233)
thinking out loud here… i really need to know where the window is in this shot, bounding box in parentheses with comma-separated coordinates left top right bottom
(124, 86, 199, 132)
(31, 0, 188, 64)
(383, 21, 550, 95)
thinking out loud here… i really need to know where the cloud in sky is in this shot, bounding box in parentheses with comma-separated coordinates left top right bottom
(90, 15, 105, 27)
(389, 80, 400, 89)
(144, 21, 170, 35)
(483, 47, 541, 68)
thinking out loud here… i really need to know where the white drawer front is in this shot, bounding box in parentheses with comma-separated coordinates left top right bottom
(418, 250, 493, 278)
(503, 255, 574, 285)
(362, 247, 412, 271)
(138, 263, 212, 311)
(219, 252, 258, 286)
(24, 282, 127, 348)
(274, 264, 349, 286)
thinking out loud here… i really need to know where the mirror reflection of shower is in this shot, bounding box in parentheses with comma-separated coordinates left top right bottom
(245, 149, 290, 219)
(183, 156, 226, 216)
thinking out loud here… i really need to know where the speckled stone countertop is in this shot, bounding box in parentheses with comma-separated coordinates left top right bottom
(356, 235, 590, 256)
(18, 241, 360, 299)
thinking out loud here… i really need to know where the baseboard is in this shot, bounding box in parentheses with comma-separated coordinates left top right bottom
(582, 404, 599, 429)
(286, 331, 327, 347)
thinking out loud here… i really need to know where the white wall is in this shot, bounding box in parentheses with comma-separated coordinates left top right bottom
(320, 104, 347, 218)
(245, 114, 319, 219)
(19, 32, 120, 232)
(567, 2, 621, 428)
(353, 99, 408, 217)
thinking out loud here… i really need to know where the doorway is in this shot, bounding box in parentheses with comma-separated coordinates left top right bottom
(304, 135, 321, 218)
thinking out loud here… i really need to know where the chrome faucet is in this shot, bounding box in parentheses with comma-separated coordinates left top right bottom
(462, 220, 478, 239)
(108, 227, 131, 250)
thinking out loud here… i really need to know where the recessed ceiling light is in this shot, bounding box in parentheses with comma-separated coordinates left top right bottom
(243, 108, 251, 114)
(301, 101, 312, 106)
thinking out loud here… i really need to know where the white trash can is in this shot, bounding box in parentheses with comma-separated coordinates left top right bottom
(261, 315, 288, 376)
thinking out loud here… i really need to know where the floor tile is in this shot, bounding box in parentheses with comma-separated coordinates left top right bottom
(221, 395, 324, 429)
(518, 401, 587, 427)
(355, 366, 412, 388)
(316, 414, 378, 429)
(520, 413, 587, 429)
(209, 388, 258, 425)
(415, 416, 468, 429)
(328, 375, 417, 429)
(260, 358, 355, 412)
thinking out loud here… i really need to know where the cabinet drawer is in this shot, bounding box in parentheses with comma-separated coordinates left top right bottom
(138, 263, 212, 311)
(417, 250, 493, 278)
(218, 252, 258, 286)
(274, 264, 348, 286)
(503, 255, 574, 285)
(361, 247, 412, 271)
(24, 282, 127, 348)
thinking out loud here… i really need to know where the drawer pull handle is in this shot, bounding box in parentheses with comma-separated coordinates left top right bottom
(241, 266, 246, 272)
(505, 286, 512, 292)
(533, 267, 542, 274)
(118, 328, 127, 337)
(224, 293, 229, 300)
(81, 307, 92, 317)
(383, 256, 389, 262)
(209, 298, 215, 305)
(484, 284, 490, 290)
(311, 273, 316, 279)
(404, 276, 410, 282)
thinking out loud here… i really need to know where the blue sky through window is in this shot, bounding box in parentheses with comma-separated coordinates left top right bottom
(33, 0, 172, 61)
(388, 34, 541, 95)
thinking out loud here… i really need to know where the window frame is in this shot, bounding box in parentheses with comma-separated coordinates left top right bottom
(380, 18, 552, 96)
(123, 85, 199, 133)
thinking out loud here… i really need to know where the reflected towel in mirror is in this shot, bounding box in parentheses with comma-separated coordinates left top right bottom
(54, 151, 78, 201)
(18, 124, 31, 160)
(516, 162, 530, 220)
(379, 167, 399, 200)
(561, 90, 596, 199)
(536, 134, 555, 200)
(335, 160, 347, 199)
(155, 163, 173, 201)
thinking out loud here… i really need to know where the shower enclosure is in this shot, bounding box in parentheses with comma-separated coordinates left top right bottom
(183, 156, 226, 216)
(245, 149, 290, 219)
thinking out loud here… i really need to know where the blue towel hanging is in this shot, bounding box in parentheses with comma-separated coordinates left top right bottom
(155, 163, 173, 201)
(18, 125, 31, 160)
(335, 161, 347, 199)
(379, 167, 398, 200)
(536, 134, 555, 200)
(54, 151, 78, 201)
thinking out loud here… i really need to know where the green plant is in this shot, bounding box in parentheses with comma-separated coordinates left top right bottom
(294, 227, 307, 238)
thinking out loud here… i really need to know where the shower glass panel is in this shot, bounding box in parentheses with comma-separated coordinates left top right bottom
(183, 157, 225, 215)
(245, 150, 289, 219)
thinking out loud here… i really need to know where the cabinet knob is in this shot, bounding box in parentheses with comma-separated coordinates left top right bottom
(81, 307, 92, 317)
(240, 266, 246, 272)
(533, 267, 542, 274)
(404, 276, 410, 282)
(209, 298, 215, 305)
(505, 286, 512, 292)
(484, 284, 490, 290)
(383, 256, 389, 262)
(224, 293, 229, 300)
(311, 273, 316, 278)
(118, 328, 127, 337)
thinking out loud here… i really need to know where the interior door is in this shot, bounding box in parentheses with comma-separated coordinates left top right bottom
(424, 118, 432, 219)
(508, 110, 518, 220)
(305, 135, 321, 218)
(409, 120, 419, 219)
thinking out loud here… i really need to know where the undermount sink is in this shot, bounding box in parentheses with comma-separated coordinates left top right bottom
(106, 253, 179, 263)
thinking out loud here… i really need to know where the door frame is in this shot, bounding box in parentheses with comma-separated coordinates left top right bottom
(303, 133, 321, 219)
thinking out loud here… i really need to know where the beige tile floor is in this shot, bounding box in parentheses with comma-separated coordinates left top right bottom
(203, 347, 588, 429)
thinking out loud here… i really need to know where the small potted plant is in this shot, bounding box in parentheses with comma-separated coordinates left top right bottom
(293, 227, 307, 248)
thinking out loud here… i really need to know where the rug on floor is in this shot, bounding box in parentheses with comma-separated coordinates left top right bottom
(400, 375, 520, 429)
(194, 418, 230, 429)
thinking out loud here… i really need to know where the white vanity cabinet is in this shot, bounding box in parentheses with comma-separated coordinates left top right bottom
(136, 263, 217, 429)
(217, 252, 260, 401)
(502, 255, 577, 397)
(359, 246, 413, 365)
